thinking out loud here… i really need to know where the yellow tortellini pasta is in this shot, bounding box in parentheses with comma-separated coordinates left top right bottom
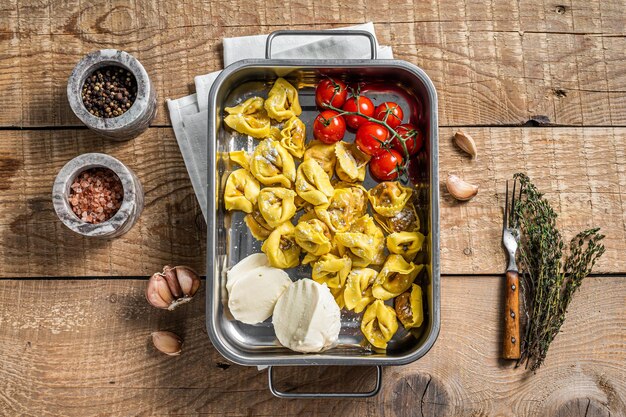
(335, 141, 369, 183)
(294, 218, 332, 256)
(224, 169, 260, 213)
(257, 187, 297, 228)
(372, 254, 422, 301)
(386, 231, 425, 262)
(331, 287, 346, 309)
(229, 150, 250, 170)
(269, 126, 282, 141)
(368, 182, 413, 217)
(264, 78, 302, 122)
(395, 284, 424, 330)
(250, 139, 296, 188)
(312, 253, 352, 289)
(244, 209, 273, 241)
(261, 221, 301, 269)
(295, 159, 335, 206)
(344, 268, 377, 313)
(361, 300, 399, 350)
(224, 97, 271, 138)
(303, 140, 337, 178)
(315, 185, 367, 233)
(373, 200, 420, 233)
(335, 215, 385, 268)
(280, 116, 306, 158)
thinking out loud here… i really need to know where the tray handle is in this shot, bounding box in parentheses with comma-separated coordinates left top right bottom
(267, 365, 382, 399)
(265, 30, 378, 60)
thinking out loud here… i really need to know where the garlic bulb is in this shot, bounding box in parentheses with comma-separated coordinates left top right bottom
(146, 265, 201, 310)
(151, 331, 182, 356)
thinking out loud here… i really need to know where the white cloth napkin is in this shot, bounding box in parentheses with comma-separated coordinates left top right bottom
(166, 22, 393, 220)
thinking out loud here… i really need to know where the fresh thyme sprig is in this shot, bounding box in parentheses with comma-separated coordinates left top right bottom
(513, 173, 605, 371)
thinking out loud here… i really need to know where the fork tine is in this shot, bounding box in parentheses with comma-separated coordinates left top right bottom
(510, 177, 517, 227)
(503, 179, 509, 232)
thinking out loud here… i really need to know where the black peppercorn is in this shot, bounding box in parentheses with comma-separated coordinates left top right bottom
(81, 65, 137, 118)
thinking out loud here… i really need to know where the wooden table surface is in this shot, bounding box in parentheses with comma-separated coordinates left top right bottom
(1, 1, 625, 415)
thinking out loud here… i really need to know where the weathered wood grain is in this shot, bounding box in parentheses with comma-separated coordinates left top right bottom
(1, 127, 624, 277)
(0, 276, 623, 416)
(0, 129, 206, 277)
(1, 0, 625, 128)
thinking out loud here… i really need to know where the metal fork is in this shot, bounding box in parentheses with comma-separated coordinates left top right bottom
(502, 178, 521, 360)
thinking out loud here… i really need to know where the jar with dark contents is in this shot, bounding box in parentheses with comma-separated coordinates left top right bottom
(81, 66, 138, 119)
(53, 153, 143, 238)
(67, 50, 157, 140)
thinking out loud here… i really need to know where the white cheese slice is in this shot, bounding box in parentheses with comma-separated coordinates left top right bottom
(272, 279, 341, 353)
(226, 253, 270, 293)
(228, 265, 291, 325)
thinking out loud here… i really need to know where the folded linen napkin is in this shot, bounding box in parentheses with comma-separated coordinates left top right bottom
(166, 22, 394, 220)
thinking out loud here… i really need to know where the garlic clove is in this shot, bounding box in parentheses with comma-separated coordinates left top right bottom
(453, 130, 478, 159)
(446, 174, 479, 201)
(175, 266, 201, 297)
(151, 331, 182, 356)
(163, 265, 183, 298)
(145, 273, 173, 309)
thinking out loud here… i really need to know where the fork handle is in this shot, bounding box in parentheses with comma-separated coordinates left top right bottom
(503, 270, 521, 360)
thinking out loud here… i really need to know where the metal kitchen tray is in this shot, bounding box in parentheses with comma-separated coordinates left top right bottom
(206, 31, 440, 397)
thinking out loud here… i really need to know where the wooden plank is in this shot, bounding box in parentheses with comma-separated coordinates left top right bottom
(0, 129, 205, 277)
(0, 0, 625, 128)
(0, 276, 623, 416)
(1, 127, 624, 277)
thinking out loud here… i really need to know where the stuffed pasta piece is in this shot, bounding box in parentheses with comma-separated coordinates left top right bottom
(372, 254, 423, 301)
(224, 96, 271, 139)
(315, 185, 367, 233)
(228, 150, 250, 170)
(261, 221, 301, 269)
(280, 116, 306, 158)
(395, 284, 424, 330)
(386, 231, 425, 262)
(224, 169, 261, 213)
(368, 181, 413, 217)
(312, 253, 352, 289)
(374, 200, 420, 233)
(295, 159, 335, 206)
(335, 215, 385, 267)
(244, 209, 273, 241)
(335, 141, 369, 183)
(264, 78, 302, 122)
(361, 300, 399, 350)
(257, 187, 297, 228)
(294, 218, 333, 257)
(344, 267, 377, 313)
(250, 139, 296, 188)
(303, 140, 337, 178)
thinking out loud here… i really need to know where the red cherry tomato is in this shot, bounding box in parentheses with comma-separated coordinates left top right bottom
(342, 95, 375, 130)
(315, 78, 348, 109)
(355, 123, 389, 156)
(374, 102, 404, 129)
(369, 149, 404, 182)
(392, 124, 424, 156)
(313, 110, 346, 144)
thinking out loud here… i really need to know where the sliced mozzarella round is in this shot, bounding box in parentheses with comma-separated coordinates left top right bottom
(226, 253, 270, 293)
(228, 265, 292, 325)
(272, 279, 341, 353)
